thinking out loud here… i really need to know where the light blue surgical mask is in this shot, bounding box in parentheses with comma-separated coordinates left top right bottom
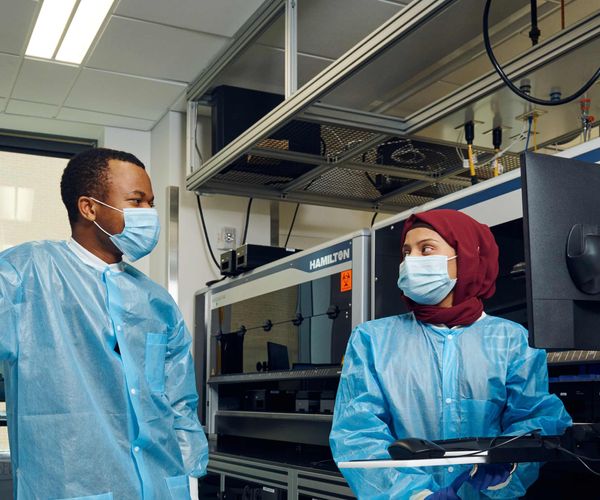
(397, 255, 457, 305)
(90, 197, 160, 262)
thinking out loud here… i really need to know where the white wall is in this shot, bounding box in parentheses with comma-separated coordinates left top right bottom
(149, 114, 175, 289)
(150, 111, 273, 333)
(278, 201, 392, 250)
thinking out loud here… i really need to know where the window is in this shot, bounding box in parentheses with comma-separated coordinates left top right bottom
(0, 133, 95, 452)
(0, 151, 71, 250)
(0, 132, 95, 251)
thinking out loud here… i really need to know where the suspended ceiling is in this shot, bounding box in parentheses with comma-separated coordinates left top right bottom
(0, 0, 266, 136)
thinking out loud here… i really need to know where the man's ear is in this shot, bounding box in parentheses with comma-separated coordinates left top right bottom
(78, 196, 97, 222)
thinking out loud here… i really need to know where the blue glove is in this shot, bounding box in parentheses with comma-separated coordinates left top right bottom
(426, 470, 470, 499)
(467, 463, 514, 491)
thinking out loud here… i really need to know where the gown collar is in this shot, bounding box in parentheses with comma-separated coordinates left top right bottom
(430, 311, 487, 330)
(67, 238, 124, 273)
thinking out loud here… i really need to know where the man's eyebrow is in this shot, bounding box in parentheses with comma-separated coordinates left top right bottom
(126, 190, 146, 196)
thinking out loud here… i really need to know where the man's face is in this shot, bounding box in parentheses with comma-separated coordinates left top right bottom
(93, 159, 155, 237)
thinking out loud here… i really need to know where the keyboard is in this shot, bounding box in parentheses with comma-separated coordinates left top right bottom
(388, 435, 565, 463)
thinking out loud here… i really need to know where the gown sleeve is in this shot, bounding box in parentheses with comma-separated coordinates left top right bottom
(330, 324, 440, 500)
(483, 326, 572, 499)
(0, 259, 21, 361)
(164, 316, 209, 478)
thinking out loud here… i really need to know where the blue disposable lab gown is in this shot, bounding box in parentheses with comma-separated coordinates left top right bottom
(330, 313, 572, 500)
(0, 240, 208, 499)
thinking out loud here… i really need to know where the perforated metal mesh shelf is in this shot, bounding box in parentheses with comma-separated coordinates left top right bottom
(202, 118, 521, 212)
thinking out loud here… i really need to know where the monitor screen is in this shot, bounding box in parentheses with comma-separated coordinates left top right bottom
(522, 152, 600, 349)
(267, 342, 290, 371)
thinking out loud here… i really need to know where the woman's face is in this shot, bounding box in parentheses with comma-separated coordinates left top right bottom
(402, 226, 458, 280)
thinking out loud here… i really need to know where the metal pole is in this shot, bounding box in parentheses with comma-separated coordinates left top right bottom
(186, 100, 198, 175)
(166, 186, 179, 303)
(270, 201, 280, 246)
(285, 0, 298, 98)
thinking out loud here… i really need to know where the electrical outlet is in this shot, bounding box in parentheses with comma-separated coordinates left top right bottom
(217, 226, 236, 250)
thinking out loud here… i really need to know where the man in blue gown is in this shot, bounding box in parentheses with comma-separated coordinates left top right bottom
(0, 148, 208, 499)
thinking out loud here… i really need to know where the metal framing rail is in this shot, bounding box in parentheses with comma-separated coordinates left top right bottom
(403, 11, 600, 134)
(186, 0, 455, 191)
(186, 0, 284, 101)
(185, 2, 600, 212)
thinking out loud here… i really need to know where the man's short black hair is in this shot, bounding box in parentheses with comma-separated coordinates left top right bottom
(60, 147, 146, 226)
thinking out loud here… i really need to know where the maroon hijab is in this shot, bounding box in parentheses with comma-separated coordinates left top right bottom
(400, 209, 499, 327)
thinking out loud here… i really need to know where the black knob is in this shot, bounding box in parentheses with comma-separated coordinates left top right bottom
(327, 305, 340, 319)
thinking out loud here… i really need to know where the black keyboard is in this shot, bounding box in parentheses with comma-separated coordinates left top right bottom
(388, 435, 565, 463)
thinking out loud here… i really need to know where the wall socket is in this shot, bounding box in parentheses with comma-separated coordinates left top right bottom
(217, 226, 236, 250)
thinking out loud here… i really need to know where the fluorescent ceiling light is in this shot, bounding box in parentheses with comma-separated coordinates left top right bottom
(56, 0, 114, 64)
(26, 0, 77, 59)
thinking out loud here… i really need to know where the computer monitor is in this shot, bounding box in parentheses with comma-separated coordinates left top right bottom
(267, 342, 290, 371)
(522, 152, 600, 349)
(220, 332, 244, 374)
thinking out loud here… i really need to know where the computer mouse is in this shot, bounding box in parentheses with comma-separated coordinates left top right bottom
(388, 437, 446, 460)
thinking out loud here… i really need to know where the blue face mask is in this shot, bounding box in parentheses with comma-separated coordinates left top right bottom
(91, 198, 160, 262)
(397, 255, 457, 305)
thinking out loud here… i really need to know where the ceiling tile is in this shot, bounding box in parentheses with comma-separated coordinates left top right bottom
(5, 100, 59, 118)
(384, 80, 461, 118)
(65, 68, 185, 121)
(114, 0, 265, 37)
(169, 91, 188, 113)
(87, 17, 228, 82)
(12, 59, 78, 105)
(0, 54, 21, 97)
(218, 45, 331, 95)
(57, 108, 155, 130)
(258, 0, 404, 60)
(0, 0, 37, 55)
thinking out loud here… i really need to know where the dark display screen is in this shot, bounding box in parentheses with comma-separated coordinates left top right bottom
(212, 273, 352, 374)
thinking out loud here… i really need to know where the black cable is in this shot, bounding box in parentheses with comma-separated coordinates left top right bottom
(528, 0, 540, 46)
(483, 0, 600, 106)
(206, 276, 226, 287)
(211, 307, 348, 337)
(556, 447, 600, 476)
(371, 212, 378, 227)
(194, 118, 203, 170)
(436, 428, 543, 459)
(320, 137, 327, 158)
(525, 116, 533, 151)
(553, 445, 600, 463)
(364, 172, 378, 189)
(285, 204, 300, 248)
(195, 194, 220, 270)
(242, 198, 253, 245)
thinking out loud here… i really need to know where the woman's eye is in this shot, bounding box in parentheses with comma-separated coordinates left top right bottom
(422, 246, 433, 254)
